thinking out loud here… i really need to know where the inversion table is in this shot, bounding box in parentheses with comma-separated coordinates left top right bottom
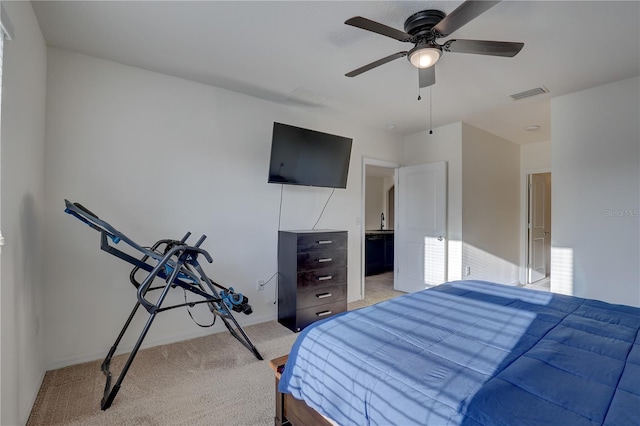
(64, 200, 263, 410)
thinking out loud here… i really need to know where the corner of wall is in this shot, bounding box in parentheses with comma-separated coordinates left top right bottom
(1, 2, 48, 424)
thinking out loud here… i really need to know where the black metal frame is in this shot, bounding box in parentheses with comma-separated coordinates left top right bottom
(64, 200, 263, 410)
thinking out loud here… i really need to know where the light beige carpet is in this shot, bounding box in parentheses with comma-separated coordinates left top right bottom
(27, 274, 402, 426)
(28, 321, 298, 426)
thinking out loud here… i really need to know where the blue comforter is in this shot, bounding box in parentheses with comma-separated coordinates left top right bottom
(279, 280, 640, 425)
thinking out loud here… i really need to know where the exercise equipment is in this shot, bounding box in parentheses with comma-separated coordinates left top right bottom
(64, 200, 263, 410)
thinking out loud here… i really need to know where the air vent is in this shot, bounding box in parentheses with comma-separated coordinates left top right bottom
(284, 88, 329, 107)
(510, 86, 549, 101)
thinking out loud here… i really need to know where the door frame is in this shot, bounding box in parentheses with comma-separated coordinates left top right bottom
(520, 167, 551, 285)
(360, 157, 399, 301)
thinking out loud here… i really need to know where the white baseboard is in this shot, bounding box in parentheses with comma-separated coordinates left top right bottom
(45, 312, 275, 371)
(22, 368, 46, 425)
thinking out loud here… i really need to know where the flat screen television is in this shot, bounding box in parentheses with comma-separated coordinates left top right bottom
(267, 122, 353, 189)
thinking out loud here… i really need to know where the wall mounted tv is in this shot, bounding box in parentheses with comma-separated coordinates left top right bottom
(267, 122, 353, 189)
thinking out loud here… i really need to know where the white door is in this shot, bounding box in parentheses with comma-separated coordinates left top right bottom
(528, 173, 550, 283)
(395, 162, 447, 293)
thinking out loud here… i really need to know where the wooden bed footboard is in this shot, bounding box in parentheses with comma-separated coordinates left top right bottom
(270, 355, 333, 426)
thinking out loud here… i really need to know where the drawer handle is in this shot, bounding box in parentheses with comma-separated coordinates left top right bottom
(316, 310, 332, 317)
(318, 257, 332, 263)
(316, 292, 332, 299)
(317, 240, 333, 245)
(317, 275, 333, 281)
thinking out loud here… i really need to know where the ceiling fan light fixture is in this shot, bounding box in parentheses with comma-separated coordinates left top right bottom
(408, 45, 441, 69)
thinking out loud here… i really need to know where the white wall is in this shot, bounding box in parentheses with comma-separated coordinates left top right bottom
(403, 122, 463, 281)
(461, 123, 520, 284)
(0, 2, 47, 424)
(42, 48, 403, 369)
(521, 140, 551, 171)
(364, 174, 394, 231)
(365, 175, 384, 230)
(551, 76, 639, 306)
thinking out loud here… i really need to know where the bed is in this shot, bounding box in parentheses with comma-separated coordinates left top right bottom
(272, 280, 640, 425)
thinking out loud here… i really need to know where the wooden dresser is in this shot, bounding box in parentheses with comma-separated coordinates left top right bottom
(277, 230, 347, 332)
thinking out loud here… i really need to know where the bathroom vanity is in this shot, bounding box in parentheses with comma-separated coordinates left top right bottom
(364, 230, 394, 276)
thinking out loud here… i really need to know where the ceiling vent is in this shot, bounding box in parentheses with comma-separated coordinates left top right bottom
(510, 86, 549, 101)
(284, 88, 329, 107)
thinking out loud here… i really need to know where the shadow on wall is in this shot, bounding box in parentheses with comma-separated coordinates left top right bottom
(16, 193, 43, 415)
(417, 238, 521, 288)
(20, 194, 39, 306)
(456, 242, 574, 295)
(459, 243, 520, 285)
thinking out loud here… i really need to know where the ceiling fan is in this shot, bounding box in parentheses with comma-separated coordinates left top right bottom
(344, 0, 524, 88)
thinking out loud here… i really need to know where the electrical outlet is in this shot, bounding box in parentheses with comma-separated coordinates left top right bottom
(465, 266, 471, 276)
(257, 279, 265, 291)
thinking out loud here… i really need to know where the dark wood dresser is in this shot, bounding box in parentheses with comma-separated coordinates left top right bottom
(277, 230, 347, 332)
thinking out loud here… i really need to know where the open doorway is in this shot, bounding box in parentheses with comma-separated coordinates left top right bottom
(526, 172, 551, 289)
(361, 160, 401, 305)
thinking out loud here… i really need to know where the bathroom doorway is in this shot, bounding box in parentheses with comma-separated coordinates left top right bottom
(361, 160, 401, 305)
(525, 172, 552, 288)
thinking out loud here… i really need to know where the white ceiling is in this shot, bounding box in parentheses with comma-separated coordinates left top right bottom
(32, 1, 640, 144)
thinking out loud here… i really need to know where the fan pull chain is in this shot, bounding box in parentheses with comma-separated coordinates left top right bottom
(429, 86, 433, 135)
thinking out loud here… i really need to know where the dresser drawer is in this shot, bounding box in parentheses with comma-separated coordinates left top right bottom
(297, 249, 346, 271)
(297, 267, 346, 290)
(295, 300, 347, 331)
(297, 284, 347, 310)
(296, 232, 347, 253)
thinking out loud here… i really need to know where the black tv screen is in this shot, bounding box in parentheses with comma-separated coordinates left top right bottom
(268, 122, 353, 189)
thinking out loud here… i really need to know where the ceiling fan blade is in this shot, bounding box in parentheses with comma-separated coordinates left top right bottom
(433, 1, 501, 37)
(345, 51, 408, 77)
(444, 39, 524, 57)
(419, 66, 436, 88)
(345, 16, 414, 42)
